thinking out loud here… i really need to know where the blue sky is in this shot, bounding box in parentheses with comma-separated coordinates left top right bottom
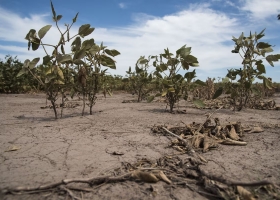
(0, 0, 280, 81)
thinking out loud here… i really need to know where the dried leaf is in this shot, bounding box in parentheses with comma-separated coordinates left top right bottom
(154, 171, 172, 184)
(228, 125, 240, 140)
(248, 126, 264, 133)
(132, 171, 158, 183)
(237, 186, 256, 200)
(5, 146, 20, 152)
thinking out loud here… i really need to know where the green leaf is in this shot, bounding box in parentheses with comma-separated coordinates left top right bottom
(185, 55, 198, 63)
(82, 39, 95, 50)
(81, 27, 95, 37)
(73, 59, 85, 65)
(43, 55, 52, 65)
(29, 57, 40, 69)
(147, 96, 155, 103)
(168, 88, 175, 92)
(155, 93, 161, 97)
(189, 63, 199, 67)
(57, 54, 72, 64)
(193, 99, 205, 108)
(194, 79, 206, 86)
(266, 55, 280, 67)
(100, 55, 116, 69)
(161, 90, 167, 96)
(184, 70, 196, 82)
(257, 63, 266, 74)
(73, 48, 86, 60)
(78, 24, 90, 36)
(45, 74, 56, 83)
(104, 49, 121, 57)
(262, 47, 273, 53)
(23, 59, 30, 68)
(56, 15, 62, 22)
(50, 1, 56, 19)
(54, 80, 64, 85)
(263, 78, 273, 89)
(38, 25, 52, 39)
(61, 44, 65, 54)
(71, 36, 81, 51)
(257, 42, 271, 49)
(73, 12, 79, 23)
(244, 81, 251, 89)
(31, 38, 40, 51)
(156, 63, 167, 72)
(256, 28, 265, 39)
(17, 68, 27, 77)
(56, 66, 64, 80)
(25, 29, 36, 41)
(89, 44, 100, 55)
(212, 87, 223, 99)
(237, 32, 244, 46)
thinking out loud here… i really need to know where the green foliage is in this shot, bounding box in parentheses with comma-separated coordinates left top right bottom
(124, 56, 154, 102)
(151, 45, 203, 112)
(0, 56, 38, 93)
(18, 1, 120, 119)
(217, 29, 279, 110)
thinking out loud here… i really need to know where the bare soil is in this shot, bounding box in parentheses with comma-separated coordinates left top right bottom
(0, 92, 279, 200)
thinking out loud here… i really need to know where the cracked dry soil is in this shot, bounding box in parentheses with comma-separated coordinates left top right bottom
(0, 92, 279, 200)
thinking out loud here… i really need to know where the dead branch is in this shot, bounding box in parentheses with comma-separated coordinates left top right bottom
(162, 127, 192, 151)
(221, 138, 247, 146)
(1, 173, 132, 195)
(199, 167, 274, 187)
(195, 106, 223, 134)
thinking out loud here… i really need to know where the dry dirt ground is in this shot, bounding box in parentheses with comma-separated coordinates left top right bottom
(0, 92, 279, 200)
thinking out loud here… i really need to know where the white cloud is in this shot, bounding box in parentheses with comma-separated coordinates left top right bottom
(118, 3, 126, 9)
(240, 0, 280, 19)
(0, 3, 279, 82)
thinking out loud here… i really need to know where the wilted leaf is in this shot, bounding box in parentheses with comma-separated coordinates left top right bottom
(155, 171, 172, 184)
(147, 96, 155, 103)
(38, 25, 52, 39)
(5, 146, 20, 152)
(193, 99, 205, 108)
